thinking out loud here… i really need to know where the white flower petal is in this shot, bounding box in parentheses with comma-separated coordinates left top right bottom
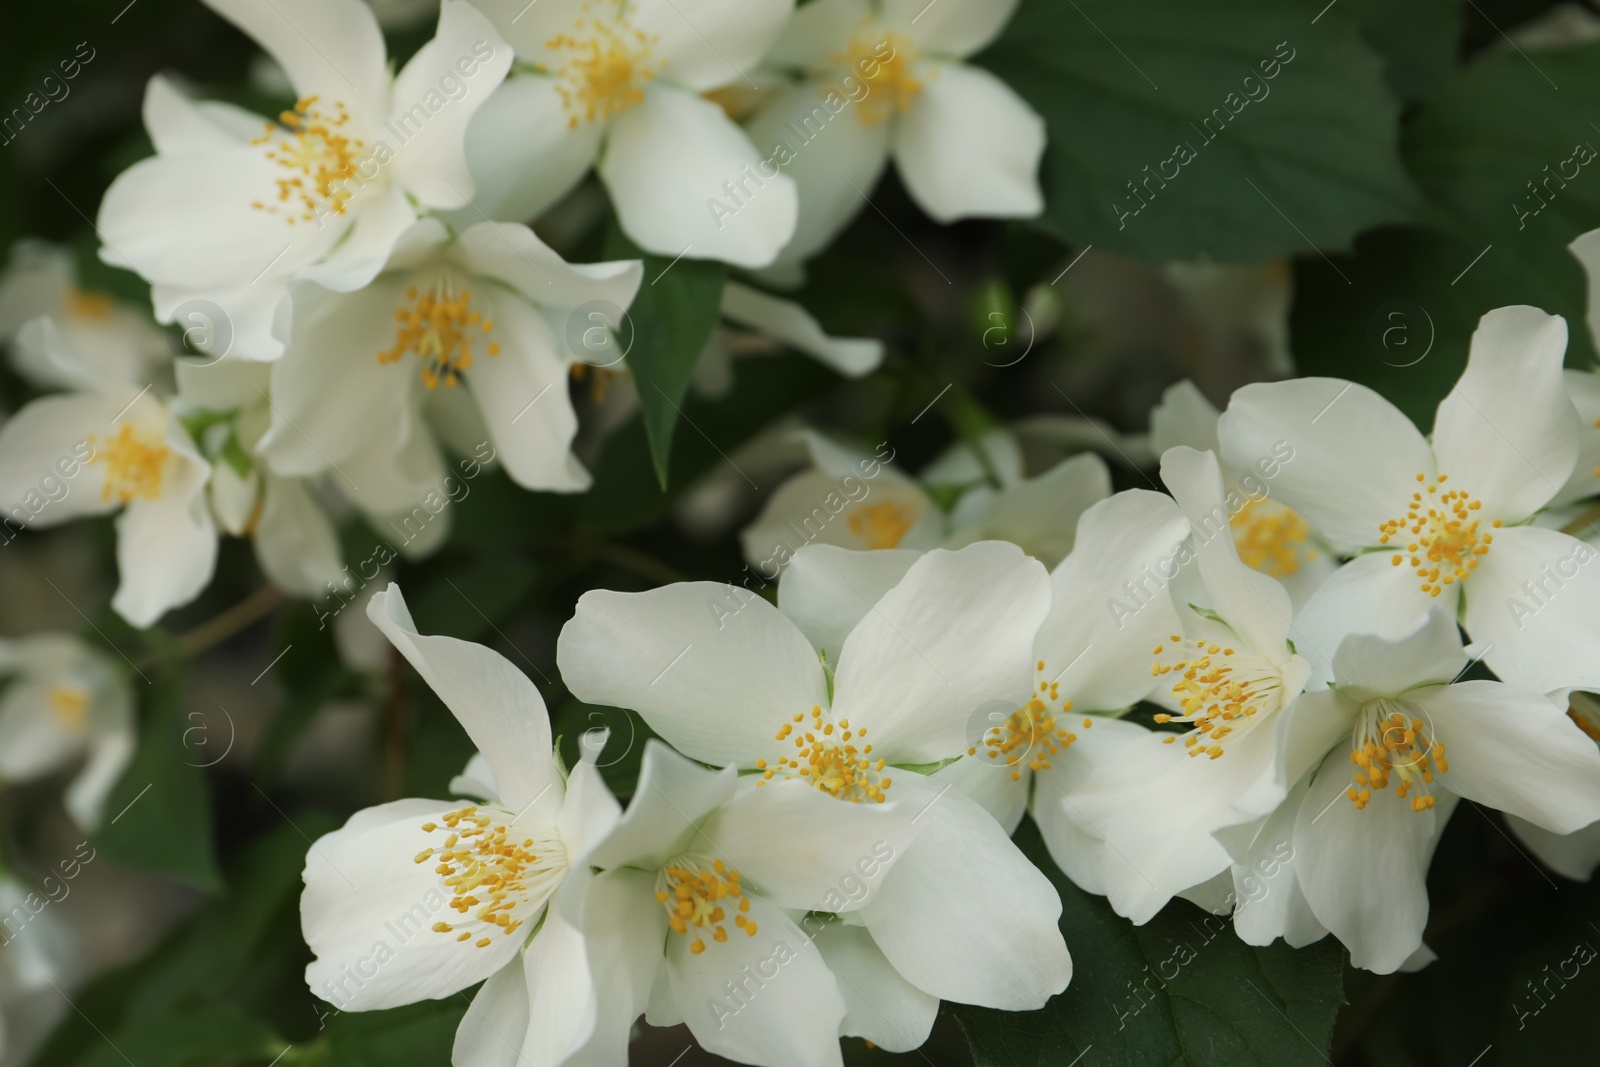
(883, 0, 1019, 57)
(457, 76, 604, 225)
(934, 750, 1029, 833)
(563, 868, 668, 1067)
(201, 0, 391, 117)
(742, 82, 893, 265)
(1554, 368, 1600, 507)
(813, 922, 937, 1053)
(515, 889, 598, 1067)
(454, 221, 642, 316)
(367, 584, 562, 816)
(1291, 551, 1442, 687)
(601, 84, 797, 268)
(1416, 680, 1600, 832)
(0, 392, 125, 527)
(1034, 488, 1188, 711)
(557, 760, 622, 864)
(302, 798, 528, 1009)
(631, 0, 793, 91)
(1149, 378, 1221, 455)
(698, 779, 919, 914)
(1030, 716, 1153, 896)
(1459, 524, 1600, 694)
(667, 892, 847, 1067)
(892, 62, 1044, 223)
(1293, 753, 1434, 974)
(296, 186, 418, 293)
(777, 544, 921, 662)
(1507, 813, 1600, 882)
(944, 452, 1111, 569)
(142, 75, 251, 155)
(1230, 776, 1326, 949)
(451, 962, 530, 1067)
(1329, 607, 1468, 700)
(254, 476, 345, 598)
(859, 775, 1070, 1009)
(112, 443, 217, 629)
(0, 679, 84, 782)
(1219, 378, 1433, 551)
(558, 584, 828, 768)
(586, 742, 738, 872)
(721, 283, 883, 377)
(386, 0, 513, 209)
(830, 542, 1051, 763)
(1276, 690, 1358, 790)
(768, 0, 873, 68)
(741, 469, 942, 569)
(465, 291, 590, 492)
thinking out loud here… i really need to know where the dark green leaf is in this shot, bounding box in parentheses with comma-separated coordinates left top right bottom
(983, 0, 1418, 261)
(1350, 0, 1463, 102)
(93, 670, 221, 892)
(953, 820, 1345, 1067)
(601, 227, 727, 488)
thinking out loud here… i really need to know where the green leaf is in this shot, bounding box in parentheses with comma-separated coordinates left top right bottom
(94, 670, 221, 892)
(952, 820, 1345, 1067)
(322, 998, 468, 1066)
(1349, 0, 1463, 103)
(78, 1004, 280, 1067)
(982, 0, 1417, 262)
(601, 226, 726, 488)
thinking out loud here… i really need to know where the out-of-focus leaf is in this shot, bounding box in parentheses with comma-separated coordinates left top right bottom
(953, 820, 1345, 1067)
(983, 0, 1418, 262)
(94, 670, 220, 892)
(601, 227, 727, 488)
(1350, 0, 1463, 102)
(322, 998, 468, 1066)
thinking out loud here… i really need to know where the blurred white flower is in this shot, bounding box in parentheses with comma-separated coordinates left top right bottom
(1221, 306, 1600, 695)
(0, 876, 78, 1067)
(745, 0, 1044, 266)
(693, 281, 883, 396)
(465, 0, 799, 267)
(97, 0, 512, 360)
(0, 240, 167, 391)
(0, 635, 133, 832)
(558, 541, 1072, 1017)
(260, 218, 641, 500)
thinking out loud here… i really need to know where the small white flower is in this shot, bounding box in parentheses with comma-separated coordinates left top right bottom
(0, 876, 79, 1067)
(466, 0, 799, 267)
(1220, 305, 1600, 695)
(0, 634, 134, 832)
(745, 0, 1044, 265)
(0, 241, 167, 391)
(557, 541, 1072, 1016)
(741, 429, 1109, 571)
(1239, 610, 1600, 972)
(1150, 379, 1335, 607)
(300, 585, 621, 1056)
(260, 218, 641, 501)
(97, 0, 512, 361)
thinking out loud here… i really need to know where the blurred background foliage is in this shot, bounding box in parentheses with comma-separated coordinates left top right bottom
(3, 1, 1600, 1065)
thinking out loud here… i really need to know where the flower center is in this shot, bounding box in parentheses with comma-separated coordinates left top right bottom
(49, 685, 89, 733)
(544, 1, 661, 130)
(250, 96, 366, 225)
(1151, 637, 1284, 759)
(832, 29, 923, 126)
(758, 705, 890, 802)
(1379, 473, 1499, 598)
(65, 286, 113, 321)
(412, 805, 567, 948)
(968, 695, 1079, 781)
(90, 424, 170, 503)
(1346, 700, 1445, 812)
(847, 502, 913, 549)
(1231, 499, 1318, 579)
(655, 856, 754, 955)
(379, 277, 499, 389)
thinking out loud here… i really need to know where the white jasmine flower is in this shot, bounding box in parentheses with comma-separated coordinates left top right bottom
(1150, 379, 1335, 607)
(300, 585, 622, 1061)
(1220, 305, 1600, 695)
(1245, 611, 1600, 972)
(0, 876, 78, 1067)
(1071, 447, 1312, 923)
(539, 740, 928, 1067)
(1506, 691, 1600, 882)
(466, 0, 799, 267)
(261, 218, 641, 499)
(557, 541, 1073, 1014)
(0, 635, 134, 832)
(0, 241, 167, 390)
(740, 429, 1110, 572)
(744, 0, 1044, 265)
(97, 0, 512, 360)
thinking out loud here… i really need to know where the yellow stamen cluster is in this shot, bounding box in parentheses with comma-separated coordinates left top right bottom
(968, 696, 1077, 782)
(655, 857, 754, 955)
(380, 282, 499, 389)
(760, 705, 889, 802)
(413, 806, 557, 947)
(49, 686, 89, 733)
(1347, 707, 1445, 812)
(1380, 473, 1497, 598)
(847, 502, 914, 549)
(250, 96, 364, 224)
(834, 30, 923, 125)
(545, 2, 661, 129)
(1230, 499, 1317, 579)
(1150, 637, 1277, 759)
(65, 286, 112, 321)
(90, 424, 169, 503)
